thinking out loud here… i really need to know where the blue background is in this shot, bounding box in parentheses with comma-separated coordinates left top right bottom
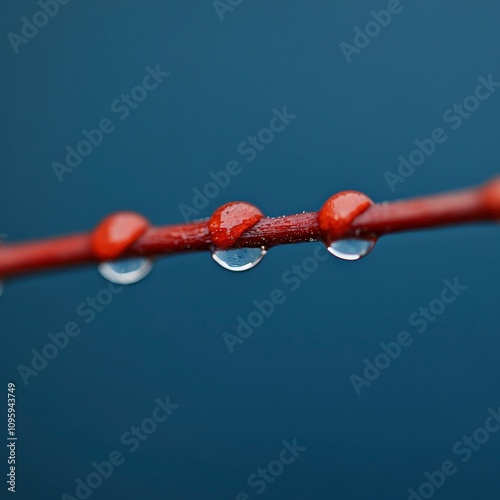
(1, 1, 500, 499)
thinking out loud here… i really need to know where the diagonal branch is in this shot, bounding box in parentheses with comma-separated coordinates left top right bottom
(0, 177, 499, 279)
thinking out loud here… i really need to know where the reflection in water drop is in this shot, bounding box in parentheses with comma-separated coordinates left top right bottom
(212, 247, 267, 272)
(98, 258, 153, 285)
(327, 238, 376, 261)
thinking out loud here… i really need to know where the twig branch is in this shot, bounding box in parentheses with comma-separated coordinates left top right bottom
(1, 177, 499, 279)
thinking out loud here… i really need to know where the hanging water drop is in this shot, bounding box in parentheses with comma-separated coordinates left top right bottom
(211, 247, 267, 272)
(98, 258, 153, 284)
(327, 238, 376, 261)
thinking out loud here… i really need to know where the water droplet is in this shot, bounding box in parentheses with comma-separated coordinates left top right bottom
(98, 258, 153, 284)
(212, 247, 267, 272)
(0, 282, 4, 297)
(327, 238, 376, 261)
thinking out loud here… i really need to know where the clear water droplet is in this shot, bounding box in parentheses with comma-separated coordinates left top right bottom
(98, 258, 153, 284)
(327, 238, 376, 261)
(212, 247, 267, 272)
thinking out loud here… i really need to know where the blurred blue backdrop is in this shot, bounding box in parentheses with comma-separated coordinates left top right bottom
(1, 1, 500, 499)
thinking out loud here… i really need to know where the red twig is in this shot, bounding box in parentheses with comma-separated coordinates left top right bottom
(1, 177, 499, 279)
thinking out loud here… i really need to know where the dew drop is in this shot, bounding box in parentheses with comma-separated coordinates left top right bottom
(211, 247, 267, 272)
(327, 238, 376, 261)
(98, 258, 153, 284)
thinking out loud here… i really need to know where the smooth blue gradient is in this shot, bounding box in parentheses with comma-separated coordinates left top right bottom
(1, 2, 500, 499)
